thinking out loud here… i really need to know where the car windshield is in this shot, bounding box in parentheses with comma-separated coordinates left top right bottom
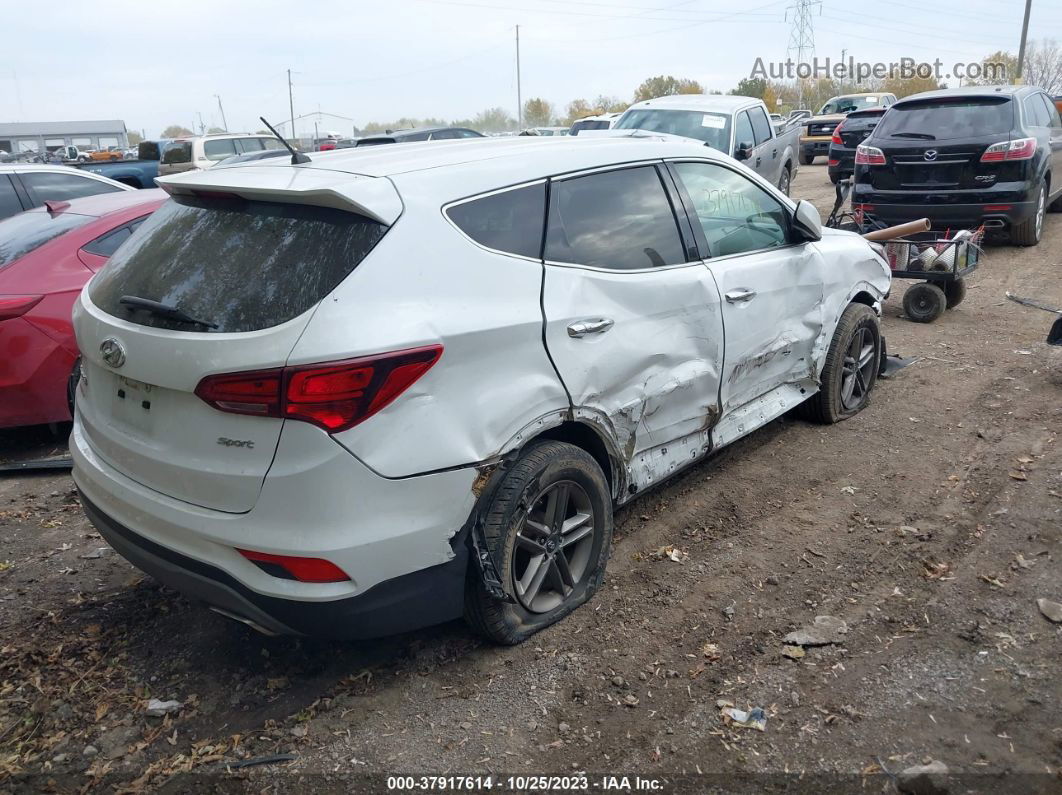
(614, 109, 731, 149)
(569, 119, 610, 135)
(820, 96, 881, 114)
(0, 210, 94, 269)
(874, 99, 1013, 140)
(161, 141, 192, 164)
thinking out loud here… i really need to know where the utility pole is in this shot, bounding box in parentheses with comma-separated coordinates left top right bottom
(287, 69, 296, 144)
(786, 0, 821, 110)
(214, 95, 228, 132)
(1016, 0, 1032, 83)
(197, 112, 205, 135)
(515, 25, 523, 130)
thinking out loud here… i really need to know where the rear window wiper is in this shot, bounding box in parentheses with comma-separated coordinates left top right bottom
(119, 295, 219, 330)
(891, 132, 937, 140)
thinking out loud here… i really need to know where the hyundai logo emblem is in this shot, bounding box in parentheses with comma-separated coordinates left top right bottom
(923, 150, 938, 162)
(100, 338, 126, 369)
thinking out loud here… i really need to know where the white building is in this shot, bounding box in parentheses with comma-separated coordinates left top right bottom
(0, 120, 129, 155)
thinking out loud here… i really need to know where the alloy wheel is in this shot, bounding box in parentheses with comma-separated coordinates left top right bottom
(839, 326, 876, 410)
(513, 480, 597, 614)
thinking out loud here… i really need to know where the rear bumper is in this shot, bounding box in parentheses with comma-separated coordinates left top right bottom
(71, 416, 479, 638)
(850, 197, 1038, 229)
(81, 493, 468, 638)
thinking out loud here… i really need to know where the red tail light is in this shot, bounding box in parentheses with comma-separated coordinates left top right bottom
(0, 294, 44, 321)
(981, 137, 1036, 162)
(831, 123, 844, 145)
(855, 145, 886, 165)
(195, 345, 442, 433)
(237, 548, 350, 583)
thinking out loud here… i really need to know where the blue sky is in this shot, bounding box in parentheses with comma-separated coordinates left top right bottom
(1, 0, 1059, 137)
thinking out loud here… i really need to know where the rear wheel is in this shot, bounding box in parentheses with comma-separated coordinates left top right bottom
(800, 151, 815, 166)
(797, 303, 881, 424)
(465, 441, 612, 645)
(778, 165, 792, 196)
(944, 278, 966, 309)
(903, 282, 947, 323)
(1011, 180, 1045, 246)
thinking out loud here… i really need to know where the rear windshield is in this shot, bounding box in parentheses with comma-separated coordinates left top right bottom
(569, 120, 610, 135)
(0, 211, 93, 269)
(820, 96, 881, 114)
(88, 197, 388, 333)
(161, 142, 192, 164)
(614, 109, 731, 150)
(874, 99, 1013, 140)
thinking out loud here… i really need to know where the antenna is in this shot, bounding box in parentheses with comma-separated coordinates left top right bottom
(260, 116, 310, 164)
(786, 0, 821, 109)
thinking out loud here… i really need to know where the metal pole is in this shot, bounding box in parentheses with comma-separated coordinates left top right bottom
(1016, 0, 1032, 83)
(215, 95, 228, 132)
(288, 69, 296, 144)
(516, 25, 522, 130)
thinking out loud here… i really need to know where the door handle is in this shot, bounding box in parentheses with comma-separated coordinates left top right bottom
(755, 157, 762, 166)
(772, 148, 778, 157)
(567, 318, 614, 337)
(725, 288, 757, 304)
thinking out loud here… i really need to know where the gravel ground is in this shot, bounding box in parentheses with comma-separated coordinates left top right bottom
(1, 162, 1060, 794)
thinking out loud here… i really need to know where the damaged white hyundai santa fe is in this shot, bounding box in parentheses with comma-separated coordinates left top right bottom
(71, 135, 890, 644)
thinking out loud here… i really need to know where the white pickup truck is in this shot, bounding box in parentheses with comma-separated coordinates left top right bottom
(614, 94, 800, 195)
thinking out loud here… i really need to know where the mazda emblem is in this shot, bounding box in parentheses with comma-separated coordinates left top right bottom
(100, 338, 126, 369)
(923, 150, 938, 162)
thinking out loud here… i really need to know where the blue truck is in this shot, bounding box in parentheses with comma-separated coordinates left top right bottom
(71, 140, 174, 189)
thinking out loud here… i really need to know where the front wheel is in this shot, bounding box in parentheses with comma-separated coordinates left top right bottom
(465, 441, 613, 645)
(797, 303, 881, 424)
(800, 151, 814, 166)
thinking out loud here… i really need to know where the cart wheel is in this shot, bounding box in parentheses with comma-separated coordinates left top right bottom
(903, 282, 947, 323)
(944, 279, 966, 309)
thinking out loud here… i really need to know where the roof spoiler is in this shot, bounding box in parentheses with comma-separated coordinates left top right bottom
(156, 168, 402, 225)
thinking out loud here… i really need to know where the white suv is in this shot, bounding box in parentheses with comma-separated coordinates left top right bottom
(158, 133, 284, 176)
(71, 136, 890, 643)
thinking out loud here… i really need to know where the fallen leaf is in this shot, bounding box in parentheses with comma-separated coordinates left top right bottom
(701, 642, 721, 661)
(922, 561, 951, 580)
(1008, 471, 1028, 481)
(979, 574, 1005, 588)
(782, 645, 806, 660)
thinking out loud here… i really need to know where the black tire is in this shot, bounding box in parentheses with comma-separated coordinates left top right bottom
(829, 172, 840, 185)
(800, 151, 815, 166)
(797, 303, 881, 424)
(67, 357, 82, 419)
(465, 441, 613, 645)
(903, 282, 947, 323)
(778, 165, 792, 196)
(1011, 180, 1045, 246)
(944, 278, 966, 309)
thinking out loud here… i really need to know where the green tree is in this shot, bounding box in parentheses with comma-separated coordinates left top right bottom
(469, 107, 515, 133)
(127, 131, 143, 146)
(632, 75, 703, 103)
(523, 98, 554, 127)
(881, 75, 945, 98)
(591, 95, 628, 114)
(730, 77, 767, 99)
(564, 99, 594, 125)
(967, 50, 1018, 86)
(162, 124, 194, 138)
(206, 126, 227, 134)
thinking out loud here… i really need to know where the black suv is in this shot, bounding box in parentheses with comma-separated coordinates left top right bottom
(852, 86, 1062, 246)
(828, 107, 886, 184)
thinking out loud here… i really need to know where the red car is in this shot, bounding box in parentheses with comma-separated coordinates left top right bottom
(0, 189, 166, 429)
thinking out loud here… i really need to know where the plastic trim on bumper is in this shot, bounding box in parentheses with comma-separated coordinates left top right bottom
(81, 493, 469, 639)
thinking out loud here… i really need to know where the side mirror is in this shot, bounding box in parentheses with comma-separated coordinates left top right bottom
(792, 199, 823, 242)
(735, 142, 753, 161)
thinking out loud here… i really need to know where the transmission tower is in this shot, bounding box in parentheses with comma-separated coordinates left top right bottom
(786, 0, 821, 109)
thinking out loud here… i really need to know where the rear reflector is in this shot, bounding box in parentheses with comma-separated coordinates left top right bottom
(980, 137, 1036, 162)
(982, 204, 1012, 212)
(855, 145, 886, 165)
(828, 159, 840, 166)
(195, 345, 442, 433)
(237, 548, 350, 583)
(0, 294, 44, 321)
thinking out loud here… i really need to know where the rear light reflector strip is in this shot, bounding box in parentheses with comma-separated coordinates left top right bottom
(237, 548, 350, 583)
(980, 137, 1036, 162)
(194, 345, 442, 433)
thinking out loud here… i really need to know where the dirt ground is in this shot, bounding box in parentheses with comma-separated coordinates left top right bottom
(1, 163, 1060, 794)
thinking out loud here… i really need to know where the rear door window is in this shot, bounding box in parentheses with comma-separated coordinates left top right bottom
(0, 210, 93, 269)
(1041, 94, 1062, 128)
(88, 197, 388, 333)
(203, 139, 237, 161)
(259, 137, 282, 150)
(545, 165, 685, 270)
(874, 99, 1014, 140)
(21, 171, 124, 203)
(0, 175, 24, 219)
(446, 183, 545, 258)
(236, 138, 263, 153)
(749, 107, 773, 145)
(1023, 95, 1050, 127)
